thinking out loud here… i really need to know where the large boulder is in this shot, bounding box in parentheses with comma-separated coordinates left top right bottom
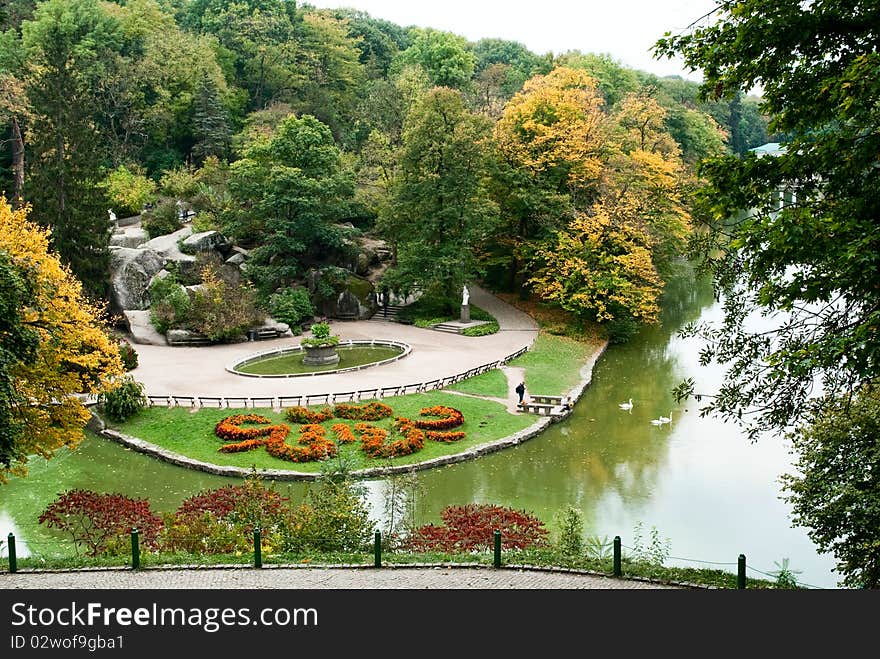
(110, 226, 149, 248)
(123, 310, 168, 346)
(181, 230, 230, 254)
(108, 247, 165, 311)
(141, 226, 196, 263)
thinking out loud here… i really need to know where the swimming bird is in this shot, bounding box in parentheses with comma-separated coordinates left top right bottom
(658, 411, 673, 425)
(619, 398, 633, 411)
(650, 417, 664, 426)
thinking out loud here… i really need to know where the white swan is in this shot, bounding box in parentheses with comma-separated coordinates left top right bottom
(650, 418, 664, 426)
(619, 398, 633, 410)
(658, 411, 674, 425)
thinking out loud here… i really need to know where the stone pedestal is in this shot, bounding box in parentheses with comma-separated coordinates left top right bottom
(303, 345, 340, 366)
(460, 304, 470, 323)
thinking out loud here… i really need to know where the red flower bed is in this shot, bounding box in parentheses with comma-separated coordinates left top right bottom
(403, 504, 549, 552)
(412, 405, 465, 430)
(358, 420, 425, 458)
(333, 401, 393, 420)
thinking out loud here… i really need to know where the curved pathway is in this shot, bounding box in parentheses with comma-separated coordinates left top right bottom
(130, 284, 538, 402)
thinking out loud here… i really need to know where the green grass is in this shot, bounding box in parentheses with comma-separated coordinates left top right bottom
(509, 332, 598, 396)
(447, 369, 509, 398)
(236, 346, 403, 375)
(110, 392, 534, 474)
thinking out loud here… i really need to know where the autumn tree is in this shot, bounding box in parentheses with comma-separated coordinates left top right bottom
(382, 87, 498, 310)
(0, 198, 124, 482)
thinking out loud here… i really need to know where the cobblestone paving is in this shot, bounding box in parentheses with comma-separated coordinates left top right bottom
(0, 565, 689, 589)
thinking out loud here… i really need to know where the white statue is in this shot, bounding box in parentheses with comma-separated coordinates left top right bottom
(108, 209, 116, 223)
(462, 285, 469, 306)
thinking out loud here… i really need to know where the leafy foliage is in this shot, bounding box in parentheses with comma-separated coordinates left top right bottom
(780, 386, 880, 589)
(187, 264, 263, 342)
(404, 504, 549, 552)
(38, 490, 163, 556)
(100, 165, 157, 217)
(0, 199, 124, 482)
(148, 273, 191, 334)
(268, 287, 315, 330)
(117, 338, 138, 371)
(98, 375, 148, 423)
(140, 199, 182, 239)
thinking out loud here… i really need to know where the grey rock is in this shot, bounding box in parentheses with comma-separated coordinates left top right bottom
(181, 230, 230, 253)
(225, 252, 247, 266)
(110, 227, 149, 248)
(141, 226, 195, 263)
(108, 247, 165, 311)
(123, 310, 168, 346)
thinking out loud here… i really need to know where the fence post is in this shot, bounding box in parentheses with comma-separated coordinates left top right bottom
(493, 530, 502, 568)
(737, 554, 746, 589)
(130, 528, 140, 570)
(253, 528, 262, 568)
(374, 530, 382, 567)
(613, 536, 622, 577)
(7, 533, 16, 573)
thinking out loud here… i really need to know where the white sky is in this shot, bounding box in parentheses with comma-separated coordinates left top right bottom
(305, 0, 719, 82)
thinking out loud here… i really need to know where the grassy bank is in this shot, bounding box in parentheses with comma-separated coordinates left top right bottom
(110, 392, 535, 473)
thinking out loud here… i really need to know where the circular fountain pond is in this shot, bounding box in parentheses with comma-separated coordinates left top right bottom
(227, 340, 411, 377)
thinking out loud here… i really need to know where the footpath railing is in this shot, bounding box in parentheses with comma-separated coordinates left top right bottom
(2, 528, 821, 589)
(140, 345, 530, 409)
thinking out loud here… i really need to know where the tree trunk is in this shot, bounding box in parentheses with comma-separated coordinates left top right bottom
(10, 116, 24, 206)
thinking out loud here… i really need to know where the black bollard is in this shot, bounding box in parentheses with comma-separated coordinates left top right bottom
(493, 530, 501, 568)
(613, 536, 622, 577)
(254, 528, 262, 568)
(374, 530, 382, 567)
(8, 533, 16, 573)
(130, 528, 140, 570)
(737, 554, 746, 589)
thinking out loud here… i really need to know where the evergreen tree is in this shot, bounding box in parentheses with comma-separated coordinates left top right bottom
(191, 73, 231, 164)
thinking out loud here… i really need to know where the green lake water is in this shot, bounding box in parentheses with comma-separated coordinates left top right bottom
(0, 266, 840, 587)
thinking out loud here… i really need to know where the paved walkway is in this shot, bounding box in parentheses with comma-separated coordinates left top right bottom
(130, 284, 539, 403)
(0, 565, 687, 589)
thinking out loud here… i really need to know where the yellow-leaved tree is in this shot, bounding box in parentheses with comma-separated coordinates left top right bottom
(0, 197, 124, 482)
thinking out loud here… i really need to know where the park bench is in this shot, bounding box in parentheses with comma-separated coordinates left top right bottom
(530, 395, 564, 405)
(247, 327, 284, 341)
(518, 401, 562, 416)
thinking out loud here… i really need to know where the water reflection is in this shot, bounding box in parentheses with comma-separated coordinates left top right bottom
(0, 264, 839, 586)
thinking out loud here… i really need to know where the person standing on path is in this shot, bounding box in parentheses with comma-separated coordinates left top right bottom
(516, 381, 526, 405)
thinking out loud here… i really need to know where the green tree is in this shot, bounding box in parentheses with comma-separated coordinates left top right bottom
(781, 386, 880, 588)
(655, 0, 880, 439)
(394, 28, 475, 90)
(20, 0, 122, 297)
(382, 87, 498, 310)
(191, 72, 231, 164)
(228, 113, 354, 299)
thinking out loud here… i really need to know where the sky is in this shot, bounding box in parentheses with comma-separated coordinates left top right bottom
(305, 0, 719, 82)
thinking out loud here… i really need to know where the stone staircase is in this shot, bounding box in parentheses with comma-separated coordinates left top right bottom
(370, 305, 404, 322)
(432, 322, 462, 334)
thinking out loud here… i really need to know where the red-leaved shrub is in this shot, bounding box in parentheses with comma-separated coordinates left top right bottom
(403, 504, 549, 552)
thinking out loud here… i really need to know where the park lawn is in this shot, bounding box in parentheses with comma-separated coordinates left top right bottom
(446, 369, 509, 398)
(111, 392, 535, 474)
(509, 332, 603, 396)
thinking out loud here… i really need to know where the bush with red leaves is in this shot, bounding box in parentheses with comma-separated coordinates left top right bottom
(38, 490, 163, 556)
(403, 503, 549, 552)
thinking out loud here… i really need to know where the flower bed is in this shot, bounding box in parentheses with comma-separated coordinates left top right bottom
(213, 404, 467, 462)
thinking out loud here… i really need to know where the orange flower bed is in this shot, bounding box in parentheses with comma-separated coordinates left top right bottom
(412, 405, 465, 430)
(333, 402, 393, 421)
(214, 404, 465, 462)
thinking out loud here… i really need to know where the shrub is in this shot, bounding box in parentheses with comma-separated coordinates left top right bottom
(462, 321, 499, 337)
(38, 490, 163, 556)
(404, 504, 549, 552)
(118, 339, 138, 371)
(269, 287, 315, 328)
(101, 165, 157, 217)
(301, 321, 339, 347)
(148, 273, 191, 334)
(141, 198, 182, 238)
(188, 264, 264, 342)
(283, 478, 373, 552)
(164, 475, 290, 554)
(555, 506, 584, 557)
(99, 375, 148, 422)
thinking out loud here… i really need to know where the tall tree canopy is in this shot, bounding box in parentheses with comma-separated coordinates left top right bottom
(382, 87, 498, 309)
(0, 198, 123, 482)
(227, 113, 354, 299)
(655, 0, 880, 438)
